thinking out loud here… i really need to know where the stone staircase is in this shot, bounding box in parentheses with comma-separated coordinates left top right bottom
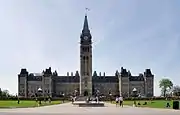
(75, 96, 88, 101)
(73, 96, 105, 107)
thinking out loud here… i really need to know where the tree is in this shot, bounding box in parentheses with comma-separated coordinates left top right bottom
(1, 89, 10, 98)
(0, 88, 2, 97)
(159, 78, 173, 97)
(172, 85, 180, 96)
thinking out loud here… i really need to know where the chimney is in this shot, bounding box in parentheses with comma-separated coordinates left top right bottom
(67, 72, 69, 76)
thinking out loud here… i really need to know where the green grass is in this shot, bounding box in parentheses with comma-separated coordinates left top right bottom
(0, 100, 63, 108)
(111, 100, 180, 109)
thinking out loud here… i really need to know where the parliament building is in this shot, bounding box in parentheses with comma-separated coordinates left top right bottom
(18, 15, 154, 98)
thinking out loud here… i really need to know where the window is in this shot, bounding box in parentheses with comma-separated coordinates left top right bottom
(83, 72, 89, 75)
(82, 47, 90, 52)
(85, 81, 88, 87)
(84, 48, 87, 52)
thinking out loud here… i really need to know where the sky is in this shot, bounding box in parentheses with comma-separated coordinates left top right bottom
(0, 0, 180, 96)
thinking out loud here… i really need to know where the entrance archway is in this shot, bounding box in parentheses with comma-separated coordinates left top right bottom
(84, 90, 88, 96)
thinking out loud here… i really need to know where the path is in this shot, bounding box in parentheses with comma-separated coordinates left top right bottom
(0, 102, 180, 115)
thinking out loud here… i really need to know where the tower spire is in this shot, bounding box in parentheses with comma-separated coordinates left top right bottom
(80, 8, 92, 43)
(83, 15, 89, 32)
(82, 8, 90, 33)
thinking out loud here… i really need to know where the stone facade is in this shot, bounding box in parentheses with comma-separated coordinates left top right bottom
(18, 15, 154, 98)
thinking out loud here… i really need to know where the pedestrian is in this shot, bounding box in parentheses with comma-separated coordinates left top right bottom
(74, 96, 76, 102)
(48, 97, 51, 103)
(62, 97, 64, 103)
(71, 96, 74, 104)
(17, 98, 20, 104)
(119, 96, 123, 107)
(166, 102, 170, 108)
(96, 96, 99, 103)
(115, 96, 119, 107)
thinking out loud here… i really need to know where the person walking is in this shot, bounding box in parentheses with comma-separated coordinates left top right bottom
(71, 96, 74, 104)
(119, 96, 123, 107)
(115, 96, 119, 107)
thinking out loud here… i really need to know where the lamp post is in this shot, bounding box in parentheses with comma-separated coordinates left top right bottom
(132, 88, 137, 107)
(37, 88, 43, 105)
(62, 93, 65, 103)
(16, 93, 20, 104)
(109, 92, 112, 103)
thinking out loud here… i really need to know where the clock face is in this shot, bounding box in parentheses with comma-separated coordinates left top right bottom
(84, 36, 88, 40)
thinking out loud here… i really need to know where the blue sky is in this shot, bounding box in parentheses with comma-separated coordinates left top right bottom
(0, 0, 180, 96)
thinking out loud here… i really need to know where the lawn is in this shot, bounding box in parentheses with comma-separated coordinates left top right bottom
(111, 100, 180, 109)
(0, 100, 63, 108)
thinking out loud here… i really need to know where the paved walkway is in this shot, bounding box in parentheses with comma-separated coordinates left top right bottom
(0, 102, 180, 115)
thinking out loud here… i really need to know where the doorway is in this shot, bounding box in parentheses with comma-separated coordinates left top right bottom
(84, 90, 88, 96)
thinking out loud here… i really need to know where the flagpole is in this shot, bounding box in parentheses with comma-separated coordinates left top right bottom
(85, 8, 90, 16)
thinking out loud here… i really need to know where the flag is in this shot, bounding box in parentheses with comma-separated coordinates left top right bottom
(85, 8, 90, 11)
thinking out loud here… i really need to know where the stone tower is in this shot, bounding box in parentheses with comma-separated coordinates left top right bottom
(80, 15, 92, 96)
(144, 69, 154, 97)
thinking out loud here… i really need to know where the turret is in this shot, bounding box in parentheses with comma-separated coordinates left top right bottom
(75, 71, 79, 77)
(18, 68, 29, 98)
(120, 67, 128, 77)
(19, 68, 28, 76)
(127, 70, 131, 76)
(93, 71, 97, 77)
(52, 70, 58, 76)
(115, 70, 119, 76)
(144, 69, 154, 97)
(71, 72, 73, 76)
(44, 67, 52, 76)
(144, 69, 153, 77)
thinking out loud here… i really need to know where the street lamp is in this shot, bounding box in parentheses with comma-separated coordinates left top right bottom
(109, 92, 112, 103)
(62, 93, 65, 103)
(16, 93, 20, 104)
(37, 88, 43, 105)
(132, 88, 137, 107)
(132, 88, 137, 96)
